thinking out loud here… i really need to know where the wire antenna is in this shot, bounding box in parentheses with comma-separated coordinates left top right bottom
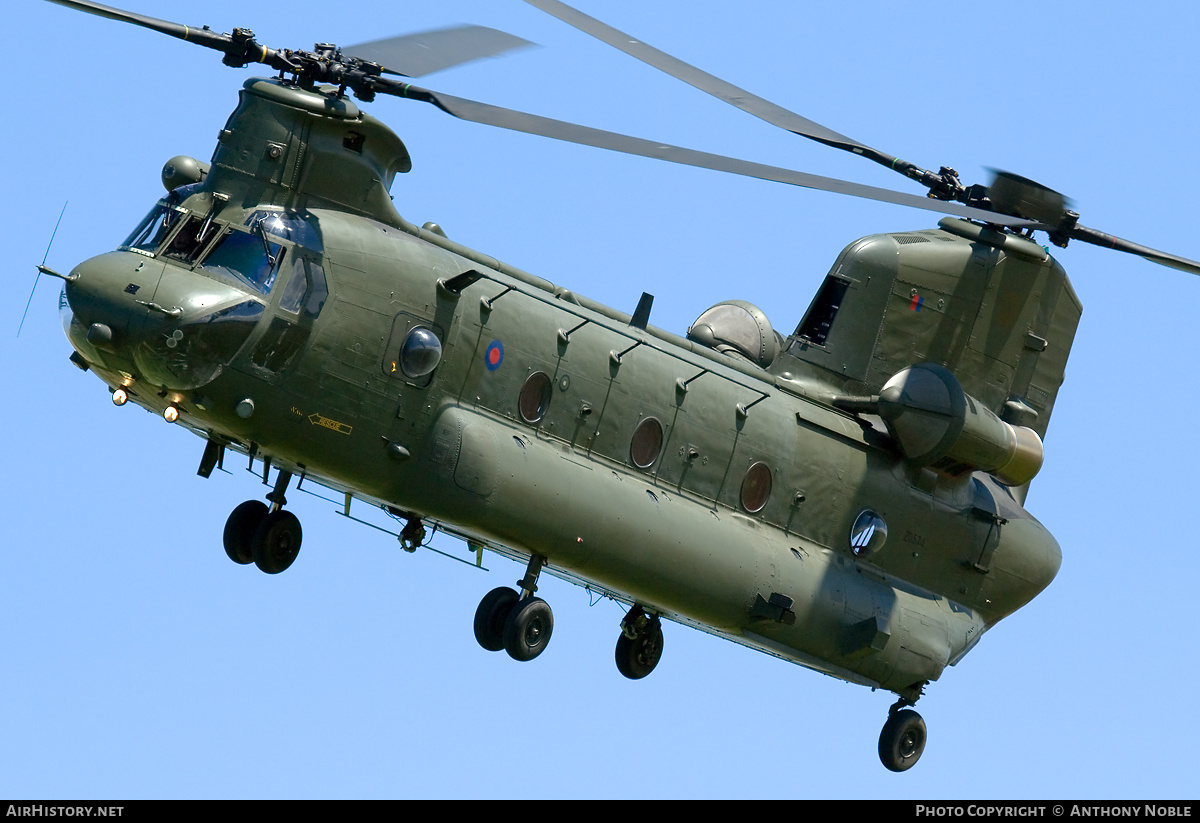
(18, 202, 68, 338)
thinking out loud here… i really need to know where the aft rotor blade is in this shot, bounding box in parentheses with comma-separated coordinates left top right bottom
(523, 0, 911, 173)
(524, 1, 1200, 274)
(1071, 226, 1200, 277)
(345, 26, 535, 78)
(389, 81, 1034, 227)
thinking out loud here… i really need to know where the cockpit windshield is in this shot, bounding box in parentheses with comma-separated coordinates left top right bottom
(120, 202, 185, 254)
(119, 202, 309, 297)
(199, 229, 285, 295)
(119, 184, 204, 255)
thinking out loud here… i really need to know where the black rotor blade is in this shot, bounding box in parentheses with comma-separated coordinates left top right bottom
(44, 0, 295, 72)
(526, 2, 1200, 276)
(345, 26, 534, 78)
(982, 169, 1200, 275)
(523, 0, 928, 183)
(1070, 226, 1200, 277)
(386, 80, 1034, 228)
(45, 0, 232, 52)
(525, 0, 861, 148)
(52, 0, 1200, 275)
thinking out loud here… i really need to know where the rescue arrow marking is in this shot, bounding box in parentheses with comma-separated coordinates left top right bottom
(308, 413, 353, 435)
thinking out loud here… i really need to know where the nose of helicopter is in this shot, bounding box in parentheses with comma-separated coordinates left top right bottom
(63, 250, 262, 390)
(63, 250, 170, 363)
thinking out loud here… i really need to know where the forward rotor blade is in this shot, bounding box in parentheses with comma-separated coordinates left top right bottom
(389, 80, 1034, 228)
(345, 26, 535, 78)
(45, 0, 231, 51)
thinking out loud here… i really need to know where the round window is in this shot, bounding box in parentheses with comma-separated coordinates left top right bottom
(630, 417, 664, 469)
(849, 509, 888, 557)
(519, 371, 553, 424)
(399, 327, 442, 379)
(740, 461, 773, 513)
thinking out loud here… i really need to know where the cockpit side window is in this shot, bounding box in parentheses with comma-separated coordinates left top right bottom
(277, 258, 309, 314)
(247, 255, 326, 376)
(277, 257, 329, 319)
(303, 260, 328, 319)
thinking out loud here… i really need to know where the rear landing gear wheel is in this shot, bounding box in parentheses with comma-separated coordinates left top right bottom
(878, 708, 926, 772)
(504, 597, 553, 661)
(615, 617, 663, 680)
(252, 509, 303, 574)
(223, 500, 267, 565)
(474, 587, 520, 652)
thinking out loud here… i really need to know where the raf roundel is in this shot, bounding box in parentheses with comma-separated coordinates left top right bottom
(484, 340, 504, 371)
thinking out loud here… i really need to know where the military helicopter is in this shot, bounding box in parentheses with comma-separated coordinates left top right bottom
(30, 0, 1200, 777)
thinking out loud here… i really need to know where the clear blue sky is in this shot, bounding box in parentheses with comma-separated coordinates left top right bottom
(4, 0, 1198, 799)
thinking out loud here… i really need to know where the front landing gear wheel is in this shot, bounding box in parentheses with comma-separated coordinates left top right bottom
(224, 500, 267, 565)
(504, 597, 553, 661)
(474, 587, 519, 652)
(615, 618, 663, 679)
(878, 709, 926, 772)
(252, 509, 303, 574)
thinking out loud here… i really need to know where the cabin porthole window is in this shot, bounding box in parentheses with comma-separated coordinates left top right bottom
(849, 509, 888, 557)
(740, 461, 773, 513)
(630, 417, 664, 470)
(398, 327, 442, 379)
(519, 371, 553, 424)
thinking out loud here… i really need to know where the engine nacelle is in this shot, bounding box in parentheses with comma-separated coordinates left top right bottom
(877, 363, 1044, 486)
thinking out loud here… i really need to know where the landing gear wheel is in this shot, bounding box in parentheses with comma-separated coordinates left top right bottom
(474, 587, 519, 652)
(878, 708, 926, 772)
(252, 509, 303, 574)
(223, 500, 267, 565)
(615, 618, 663, 679)
(503, 597, 553, 661)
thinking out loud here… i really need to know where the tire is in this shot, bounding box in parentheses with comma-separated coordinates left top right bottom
(878, 709, 927, 772)
(474, 587, 519, 652)
(615, 619, 664, 680)
(252, 509, 303, 574)
(223, 500, 267, 565)
(503, 597, 554, 661)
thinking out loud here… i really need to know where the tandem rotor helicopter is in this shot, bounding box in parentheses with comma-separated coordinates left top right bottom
(33, 0, 1200, 773)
